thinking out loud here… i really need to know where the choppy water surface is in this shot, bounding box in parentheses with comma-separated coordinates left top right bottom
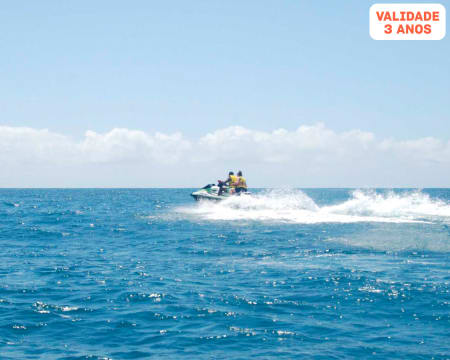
(0, 188, 449, 359)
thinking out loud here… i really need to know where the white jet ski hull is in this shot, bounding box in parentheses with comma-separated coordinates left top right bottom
(191, 187, 229, 201)
(191, 184, 249, 201)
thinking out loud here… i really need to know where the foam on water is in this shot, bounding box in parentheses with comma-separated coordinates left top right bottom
(179, 189, 450, 224)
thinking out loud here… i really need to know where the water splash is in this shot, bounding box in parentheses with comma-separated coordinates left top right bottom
(179, 189, 450, 224)
(327, 189, 450, 220)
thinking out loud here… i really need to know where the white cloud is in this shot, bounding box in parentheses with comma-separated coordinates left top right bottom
(0, 124, 448, 187)
(196, 124, 376, 164)
(379, 137, 450, 164)
(79, 128, 191, 163)
(0, 126, 80, 166)
(0, 126, 191, 165)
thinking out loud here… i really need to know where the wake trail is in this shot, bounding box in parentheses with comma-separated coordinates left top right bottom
(178, 189, 450, 224)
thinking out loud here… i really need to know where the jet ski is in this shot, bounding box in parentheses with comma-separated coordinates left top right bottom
(191, 182, 249, 201)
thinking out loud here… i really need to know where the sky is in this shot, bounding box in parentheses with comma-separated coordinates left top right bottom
(0, 0, 449, 187)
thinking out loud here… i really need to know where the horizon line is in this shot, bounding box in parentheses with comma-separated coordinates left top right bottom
(0, 187, 448, 190)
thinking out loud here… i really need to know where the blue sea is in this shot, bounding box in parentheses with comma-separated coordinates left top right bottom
(1, 188, 449, 359)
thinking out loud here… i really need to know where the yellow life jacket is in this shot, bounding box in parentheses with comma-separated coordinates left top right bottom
(229, 175, 238, 188)
(237, 176, 247, 189)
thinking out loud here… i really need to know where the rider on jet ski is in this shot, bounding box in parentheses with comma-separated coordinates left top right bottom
(218, 171, 238, 196)
(235, 171, 247, 194)
(218, 171, 247, 196)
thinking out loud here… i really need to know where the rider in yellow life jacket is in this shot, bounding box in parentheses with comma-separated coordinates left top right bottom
(235, 170, 247, 194)
(218, 171, 238, 196)
(229, 174, 238, 189)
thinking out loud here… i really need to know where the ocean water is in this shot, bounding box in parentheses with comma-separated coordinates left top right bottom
(0, 188, 449, 359)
